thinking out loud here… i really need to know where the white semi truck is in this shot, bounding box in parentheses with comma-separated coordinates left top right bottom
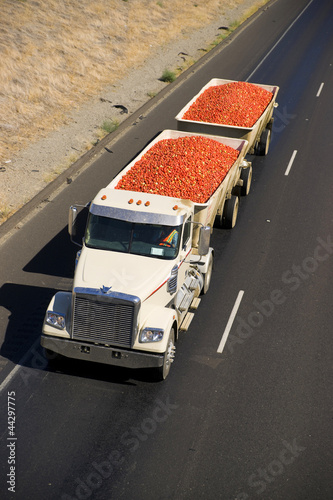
(41, 130, 250, 379)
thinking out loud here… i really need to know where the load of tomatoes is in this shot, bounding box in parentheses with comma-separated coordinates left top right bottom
(182, 81, 273, 128)
(115, 135, 239, 204)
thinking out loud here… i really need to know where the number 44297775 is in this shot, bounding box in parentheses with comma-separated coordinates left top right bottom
(7, 391, 16, 437)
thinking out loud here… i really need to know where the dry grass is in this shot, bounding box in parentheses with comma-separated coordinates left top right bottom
(0, 0, 264, 164)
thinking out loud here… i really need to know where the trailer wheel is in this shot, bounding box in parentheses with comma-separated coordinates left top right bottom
(202, 252, 214, 295)
(223, 195, 239, 229)
(266, 117, 274, 131)
(240, 165, 252, 196)
(256, 128, 271, 156)
(157, 328, 176, 381)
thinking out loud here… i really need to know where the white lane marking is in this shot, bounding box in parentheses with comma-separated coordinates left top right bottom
(0, 338, 39, 394)
(316, 82, 324, 97)
(217, 290, 244, 354)
(0, 365, 21, 394)
(284, 150, 297, 176)
(246, 0, 315, 81)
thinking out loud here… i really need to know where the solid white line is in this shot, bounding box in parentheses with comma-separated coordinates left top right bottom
(0, 338, 39, 394)
(246, 0, 315, 81)
(285, 150, 297, 176)
(217, 290, 244, 354)
(316, 82, 324, 97)
(0, 364, 21, 394)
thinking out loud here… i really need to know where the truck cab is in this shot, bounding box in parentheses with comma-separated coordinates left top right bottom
(41, 188, 212, 380)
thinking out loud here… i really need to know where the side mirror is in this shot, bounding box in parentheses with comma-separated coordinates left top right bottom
(68, 205, 89, 246)
(198, 226, 210, 256)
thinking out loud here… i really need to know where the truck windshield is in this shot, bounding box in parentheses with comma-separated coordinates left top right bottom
(85, 214, 181, 260)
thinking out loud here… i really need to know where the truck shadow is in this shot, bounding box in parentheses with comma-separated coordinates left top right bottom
(23, 225, 77, 278)
(0, 282, 161, 385)
(0, 282, 56, 365)
(0, 219, 167, 384)
(39, 354, 163, 385)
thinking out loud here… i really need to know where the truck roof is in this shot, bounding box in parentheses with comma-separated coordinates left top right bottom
(90, 188, 193, 226)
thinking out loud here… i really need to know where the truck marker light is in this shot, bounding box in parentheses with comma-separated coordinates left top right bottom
(145, 201, 150, 207)
(137, 200, 142, 205)
(101, 195, 107, 200)
(173, 205, 179, 210)
(128, 198, 134, 204)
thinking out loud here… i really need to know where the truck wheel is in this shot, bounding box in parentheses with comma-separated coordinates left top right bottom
(256, 128, 271, 156)
(202, 252, 213, 295)
(157, 328, 176, 381)
(240, 165, 252, 196)
(222, 195, 239, 229)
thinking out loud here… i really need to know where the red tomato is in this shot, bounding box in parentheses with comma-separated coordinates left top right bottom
(115, 136, 239, 203)
(182, 81, 273, 128)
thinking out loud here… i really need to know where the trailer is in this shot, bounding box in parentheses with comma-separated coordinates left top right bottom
(107, 129, 250, 230)
(175, 78, 279, 156)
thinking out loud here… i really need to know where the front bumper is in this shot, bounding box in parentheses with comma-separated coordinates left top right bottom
(41, 335, 164, 369)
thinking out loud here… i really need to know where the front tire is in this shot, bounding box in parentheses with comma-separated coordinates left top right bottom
(157, 328, 176, 381)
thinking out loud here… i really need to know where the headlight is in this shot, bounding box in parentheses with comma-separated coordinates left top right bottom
(139, 328, 164, 343)
(46, 312, 66, 330)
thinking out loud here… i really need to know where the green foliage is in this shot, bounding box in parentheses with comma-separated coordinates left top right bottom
(160, 69, 176, 83)
(101, 119, 119, 134)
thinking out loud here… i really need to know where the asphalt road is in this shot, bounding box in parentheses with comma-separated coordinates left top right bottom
(1, 0, 333, 498)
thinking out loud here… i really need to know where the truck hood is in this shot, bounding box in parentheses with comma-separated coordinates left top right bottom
(74, 247, 176, 301)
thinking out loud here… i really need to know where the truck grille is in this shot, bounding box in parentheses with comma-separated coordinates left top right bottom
(72, 289, 140, 348)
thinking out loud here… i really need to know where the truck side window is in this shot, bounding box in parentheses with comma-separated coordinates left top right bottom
(182, 217, 192, 249)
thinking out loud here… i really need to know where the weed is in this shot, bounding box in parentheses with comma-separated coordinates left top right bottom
(242, 0, 269, 22)
(229, 20, 240, 31)
(101, 119, 119, 134)
(43, 165, 65, 184)
(0, 204, 14, 224)
(160, 69, 176, 83)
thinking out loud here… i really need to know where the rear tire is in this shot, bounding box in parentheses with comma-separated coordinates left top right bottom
(240, 165, 252, 196)
(267, 117, 274, 131)
(222, 195, 239, 229)
(256, 128, 271, 156)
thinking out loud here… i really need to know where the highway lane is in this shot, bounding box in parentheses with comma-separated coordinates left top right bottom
(0, 0, 308, 379)
(1, 0, 333, 498)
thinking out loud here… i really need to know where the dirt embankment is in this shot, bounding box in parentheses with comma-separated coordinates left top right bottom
(0, 0, 267, 224)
